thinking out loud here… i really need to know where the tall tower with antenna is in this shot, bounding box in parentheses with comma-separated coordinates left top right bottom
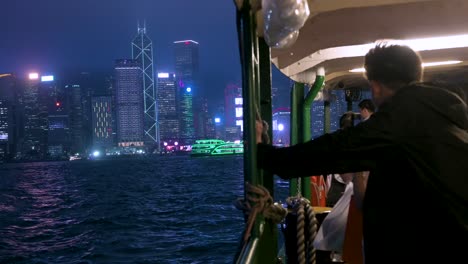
(132, 21, 158, 148)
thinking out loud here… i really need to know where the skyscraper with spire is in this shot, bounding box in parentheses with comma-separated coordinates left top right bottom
(132, 22, 157, 147)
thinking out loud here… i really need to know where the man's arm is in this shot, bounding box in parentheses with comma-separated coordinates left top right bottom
(257, 111, 394, 179)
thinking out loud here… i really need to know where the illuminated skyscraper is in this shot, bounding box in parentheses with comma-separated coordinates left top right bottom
(65, 84, 84, 154)
(224, 83, 243, 129)
(91, 96, 113, 150)
(0, 73, 18, 159)
(156, 72, 179, 144)
(193, 96, 211, 139)
(21, 73, 51, 158)
(132, 23, 156, 146)
(174, 40, 199, 145)
(115, 59, 144, 147)
(47, 99, 69, 158)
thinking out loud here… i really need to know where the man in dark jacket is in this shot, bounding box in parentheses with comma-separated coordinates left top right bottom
(256, 44, 468, 263)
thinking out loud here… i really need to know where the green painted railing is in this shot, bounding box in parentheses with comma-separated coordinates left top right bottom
(234, 1, 327, 262)
(234, 0, 278, 263)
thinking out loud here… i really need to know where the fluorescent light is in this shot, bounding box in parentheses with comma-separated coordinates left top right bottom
(349, 60, 463, 73)
(290, 33, 468, 77)
(422, 60, 462, 67)
(349, 68, 365, 73)
(157, 73, 169, 78)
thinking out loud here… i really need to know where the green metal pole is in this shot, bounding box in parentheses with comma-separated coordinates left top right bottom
(256, 35, 278, 263)
(302, 73, 325, 199)
(290, 82, 304, 196)
(234, 1, 277, 263)
(258, 39, 273, 194)
(238, 0, 258, 187)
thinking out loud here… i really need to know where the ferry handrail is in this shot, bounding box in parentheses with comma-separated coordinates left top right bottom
(234, 0, 279, 262)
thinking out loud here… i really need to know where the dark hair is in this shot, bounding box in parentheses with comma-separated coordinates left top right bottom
(364, 44, 423, 91)
(339, 112, 355, 129)
(358, 99, 375, 113)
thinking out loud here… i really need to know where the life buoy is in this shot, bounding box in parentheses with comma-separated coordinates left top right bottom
(310, 176, 327, 206)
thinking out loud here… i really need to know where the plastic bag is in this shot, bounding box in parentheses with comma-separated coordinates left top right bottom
(262, 0, 310, 48)
(313, 182, 353, 252)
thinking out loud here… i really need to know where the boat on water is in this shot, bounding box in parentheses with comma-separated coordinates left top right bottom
(233, 0, 468, 263)
(190, 139, 243, 156)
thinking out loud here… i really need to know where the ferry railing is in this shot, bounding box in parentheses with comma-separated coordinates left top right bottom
(234, 0, 278, 263)
(234, 0, 326, 262)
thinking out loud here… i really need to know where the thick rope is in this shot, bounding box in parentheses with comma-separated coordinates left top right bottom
(305, 203, 318, 264)
(296, 203, 306, 264)
(234, 182, 288, 242)
(287, 197, 318, 264)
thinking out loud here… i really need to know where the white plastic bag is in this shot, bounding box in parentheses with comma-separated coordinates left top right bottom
(313, 182, 353, 252)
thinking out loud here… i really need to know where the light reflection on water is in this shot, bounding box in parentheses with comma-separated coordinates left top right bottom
(1, 156, 286, 263)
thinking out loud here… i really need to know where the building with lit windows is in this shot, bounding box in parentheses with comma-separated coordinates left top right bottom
(193, 96, 211, 139)
(21, 73, 53, 159)
(66, 84, 84, 154)
(114, 59, 144, 147)
(132, 24, 157, 145)
(48, 107, 69, 158)
(223, 84, 243, 141)
(224, 84, 242, 127)
(174, 40, 199, 145)
(0, 100, 9, 158)
(272, 108, 291, 146)
(91, 96, 113, 150)
(156, 72, 179, 145)
(178, 86, 194, 145)
(0, 73, 18, 160)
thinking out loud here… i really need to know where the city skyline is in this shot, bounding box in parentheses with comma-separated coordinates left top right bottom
(0, 0, 291, 104)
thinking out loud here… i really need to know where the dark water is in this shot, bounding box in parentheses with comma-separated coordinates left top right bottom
(0, 155, 288, 264)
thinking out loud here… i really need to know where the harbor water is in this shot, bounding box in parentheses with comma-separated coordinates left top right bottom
(0, 155, 288, 263)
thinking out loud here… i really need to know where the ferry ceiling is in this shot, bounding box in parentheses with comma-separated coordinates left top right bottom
(249, 0, 468, 90)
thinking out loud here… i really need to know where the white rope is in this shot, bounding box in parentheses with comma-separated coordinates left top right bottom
(287, 197, 318, 264)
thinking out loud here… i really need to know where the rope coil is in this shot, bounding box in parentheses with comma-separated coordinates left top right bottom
(286, 196, 318, 264)
(234, 182, 288, 242)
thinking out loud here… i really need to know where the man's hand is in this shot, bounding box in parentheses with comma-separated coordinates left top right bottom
(256, 120, 264, 144)
(256, 120, 270, 144)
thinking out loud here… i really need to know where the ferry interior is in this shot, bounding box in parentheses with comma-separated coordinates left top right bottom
(271, 0, 468, 96)
(234, 0, 468, 263)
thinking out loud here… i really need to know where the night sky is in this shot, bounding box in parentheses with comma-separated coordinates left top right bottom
(1, 0, 290, 104)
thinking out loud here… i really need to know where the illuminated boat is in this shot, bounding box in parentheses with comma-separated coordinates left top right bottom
(190, 139, 243, 156)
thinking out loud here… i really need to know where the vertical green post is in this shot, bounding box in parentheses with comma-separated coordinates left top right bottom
(289, 82, 304, 196)
(234, 1, 277, 263)
(238, 1, 258, 187)
(256, 34, 278, 264)
(258, 39, 273, 193)
(302, 72, 325, 198)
